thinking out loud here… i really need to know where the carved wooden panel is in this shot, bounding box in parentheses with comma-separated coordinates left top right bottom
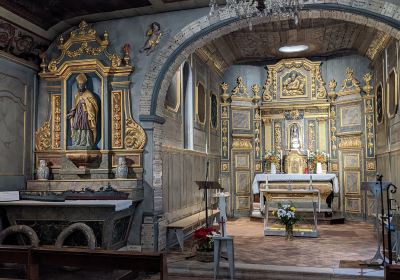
(235, 171, 250, 194)
(340, 105, 361, 127)
(232, 110, 251, 130)
(345, 197, 361, 213)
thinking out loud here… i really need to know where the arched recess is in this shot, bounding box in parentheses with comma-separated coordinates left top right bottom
(138, 2, 400, 201)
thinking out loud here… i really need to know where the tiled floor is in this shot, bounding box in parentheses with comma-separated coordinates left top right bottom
(168, 218, 378, 268)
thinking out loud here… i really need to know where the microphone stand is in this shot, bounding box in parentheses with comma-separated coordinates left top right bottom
(205, 160, 210, 228)
(377, 173, 386, 265)
(386, 183, 397, 264)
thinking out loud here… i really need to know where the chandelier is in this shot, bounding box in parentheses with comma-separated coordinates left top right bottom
(209, 0, 303, 25)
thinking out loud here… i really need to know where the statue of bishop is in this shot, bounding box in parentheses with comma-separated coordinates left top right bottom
(67, 73, 98, 148)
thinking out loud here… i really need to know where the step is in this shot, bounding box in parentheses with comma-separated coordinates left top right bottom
(168, 260, 384, 280)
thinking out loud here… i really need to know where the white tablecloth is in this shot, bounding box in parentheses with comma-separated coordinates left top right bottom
(252, 173, 339, 194)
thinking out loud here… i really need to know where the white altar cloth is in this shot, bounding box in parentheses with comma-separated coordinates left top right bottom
(252, 173, 339, 194)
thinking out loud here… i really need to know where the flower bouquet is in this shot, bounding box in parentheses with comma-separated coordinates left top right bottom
(272, 203, 300, 240)
(264, 150, 281, 173)
(193, 226, 220, 262)
(309, 150, 329, 173)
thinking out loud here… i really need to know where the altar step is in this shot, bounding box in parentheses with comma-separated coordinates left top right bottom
(167, 259, 383, 280)
(250, 211, 345, 225)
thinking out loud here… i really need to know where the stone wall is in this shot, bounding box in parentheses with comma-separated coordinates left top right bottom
(0, 53, 37, 190)
(374, 40, 400, 203)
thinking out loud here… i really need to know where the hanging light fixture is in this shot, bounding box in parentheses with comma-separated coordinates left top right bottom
(209, 0, 303, 25)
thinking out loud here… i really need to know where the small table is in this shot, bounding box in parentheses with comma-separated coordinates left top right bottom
(260, 188, 320, 237)
(213, 236, 234, 280)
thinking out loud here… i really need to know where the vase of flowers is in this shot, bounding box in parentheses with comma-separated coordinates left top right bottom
(309, 151, 329, 174)
(264, 151, 280, 174)
(272, 203, 300, 240)
(193, 227, 219, 262)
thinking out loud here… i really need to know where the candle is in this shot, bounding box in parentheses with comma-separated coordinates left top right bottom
(280, 150, 283, 173)
(307, 149, 310, 159)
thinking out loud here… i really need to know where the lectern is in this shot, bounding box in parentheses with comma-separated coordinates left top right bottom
(195, 181, 223, 228)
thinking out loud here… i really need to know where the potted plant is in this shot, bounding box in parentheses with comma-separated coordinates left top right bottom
(193, 226, 219, 262)
(272, 203, 300, 240)
(264, 150, 280, 174)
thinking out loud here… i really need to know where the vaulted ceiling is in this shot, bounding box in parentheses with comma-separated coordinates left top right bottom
(198, 17, 391, 71)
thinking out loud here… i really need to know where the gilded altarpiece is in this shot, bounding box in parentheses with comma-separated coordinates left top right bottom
(323, 68, 375, 216)
(33, 21, 146, 193)
(220, 58, 375, 217)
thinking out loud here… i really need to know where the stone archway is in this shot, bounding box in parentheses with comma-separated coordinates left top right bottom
(140, 3, 400, 118)
(139, 2, 400, 213)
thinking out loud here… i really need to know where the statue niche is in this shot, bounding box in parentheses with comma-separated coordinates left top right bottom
(67, 73, 99, 149)
(289, 123, 301, 150)
(282, 71, 306, 97)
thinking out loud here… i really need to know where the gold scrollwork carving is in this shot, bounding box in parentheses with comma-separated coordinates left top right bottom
(331, 162, 339, 172)
(308, 121, 315, 152)
(35, 121, 51, 151)
(366, 115, 374, 155)
(222, 120, 229, 158)
(51, 95, 61, 149)
(262, 73, 273, 102)
(254, 121, 261, 158)
(363, 73, 373, 96)
(124, 118, 146, 150)
(252, 84, 261, 103)
(366, 31, 391, 61)
(263, 58, 326, 101)
(112, 91, 123, 148)
(47, 21, 122, 73)
(338, 68, 361, 96)
(274, 122, 282, 151)
(339, 136, 362, 149)
(231, 76, 248, 96)
(220, 82, 229, 103)
(221, 162, 229, 172)
(366, 160, 376, 171)
(328, 80, 337, 100)
(232, 138, 252, 149)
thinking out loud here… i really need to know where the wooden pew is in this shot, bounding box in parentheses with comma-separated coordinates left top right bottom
(0, 246, 167, 280)
(385, 264, 400, 280)
(167, 209, 220, 251)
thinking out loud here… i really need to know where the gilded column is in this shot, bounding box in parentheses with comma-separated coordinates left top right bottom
(220, 82, 231, 173)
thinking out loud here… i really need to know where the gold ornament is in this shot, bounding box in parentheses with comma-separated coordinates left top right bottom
(125, 117, 146, 150)
(35, 121, 51, 151)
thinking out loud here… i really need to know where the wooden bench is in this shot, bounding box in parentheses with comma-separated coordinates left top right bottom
(0, 246, 167, 280)
(385, 264, 400, 280)
(166, 209, 220, 251)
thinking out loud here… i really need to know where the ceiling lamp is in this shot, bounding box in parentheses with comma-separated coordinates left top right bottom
(279, 44, 309, 53)
(209, 0, 303, 26)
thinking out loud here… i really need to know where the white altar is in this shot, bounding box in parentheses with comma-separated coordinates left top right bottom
(251, 173, 339, 218)
(252, 173, 339, 195)
(251, 173, 339, 237)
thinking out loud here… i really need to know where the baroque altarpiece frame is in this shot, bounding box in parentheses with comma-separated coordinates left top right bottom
(34, 21, 146, 182)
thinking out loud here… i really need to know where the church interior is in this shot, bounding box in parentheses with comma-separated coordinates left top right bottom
(0, 0, 399, 279)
